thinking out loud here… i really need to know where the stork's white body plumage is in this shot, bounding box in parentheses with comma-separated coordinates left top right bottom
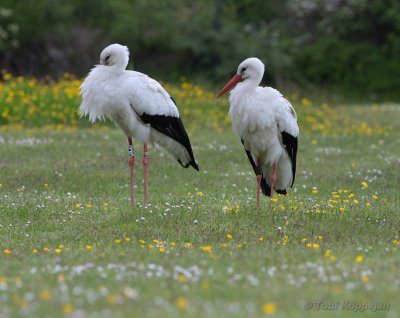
(218, 57, 299, 207)
(79, 44, 198, 206)
(79, 60, 192, 167)
(229, 85, 298, 190)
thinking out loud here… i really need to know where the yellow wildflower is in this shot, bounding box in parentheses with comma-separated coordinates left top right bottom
(107, 294, 117, 304)
(40, 290, 52, 301)
(201, 282, 209, 289)
(361, 275, 369, 283)
(175, 297, 189, 309)
(63, 303, 74, 314)
(200, 245, 213, 253)
(355, 255, 364, 263)
(178, 275, 187, 283)
(262, 302, 278, 314)
(324, 249, 331, 257)
(361, 181, 368, 188)
(301, 98, 312, 106)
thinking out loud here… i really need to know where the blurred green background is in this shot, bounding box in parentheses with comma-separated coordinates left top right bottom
(1, 0, 400, 100)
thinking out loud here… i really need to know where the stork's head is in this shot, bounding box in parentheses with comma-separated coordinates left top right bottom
(100, 44, 130, 70)
(217, 57, 265, 98)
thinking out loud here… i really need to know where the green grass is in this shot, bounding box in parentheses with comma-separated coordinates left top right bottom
(0, 104, 399, 318)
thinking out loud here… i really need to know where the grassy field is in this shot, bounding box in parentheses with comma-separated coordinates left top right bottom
(0, 74, 399, 317)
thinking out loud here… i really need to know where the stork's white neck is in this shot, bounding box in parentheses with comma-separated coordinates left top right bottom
(106, 57, 128, 73)
(231, 76, 261, 96)
(114, 58, 129, 71)
(98, 64, 126, 76)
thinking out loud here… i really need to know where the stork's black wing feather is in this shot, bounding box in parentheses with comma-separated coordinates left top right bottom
(241, 139, 271, 197)
(135, 98, 199, 171)
(281, 131, 298, 187)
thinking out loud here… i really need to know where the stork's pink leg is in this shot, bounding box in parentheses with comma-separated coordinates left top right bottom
(270, 162, 277, 199)
(256, 160, 262, 210)
(128, 137, 135, 206)
(143, 143, 149, 207)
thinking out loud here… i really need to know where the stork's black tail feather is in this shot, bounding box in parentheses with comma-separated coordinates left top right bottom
(190, 161, 199, 171)
(178, 159, 199, 171)
(134, 97, 199, 172)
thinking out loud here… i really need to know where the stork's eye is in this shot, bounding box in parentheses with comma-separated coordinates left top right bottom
(105, 55, 111, 61)
(241, 67, 247, 74)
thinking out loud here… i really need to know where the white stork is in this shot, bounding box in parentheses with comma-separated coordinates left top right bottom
(79, 44, 199, 207)
(217, 57, 299, 209)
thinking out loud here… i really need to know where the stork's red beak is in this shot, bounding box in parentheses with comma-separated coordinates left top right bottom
(217, 74, 242, 98)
